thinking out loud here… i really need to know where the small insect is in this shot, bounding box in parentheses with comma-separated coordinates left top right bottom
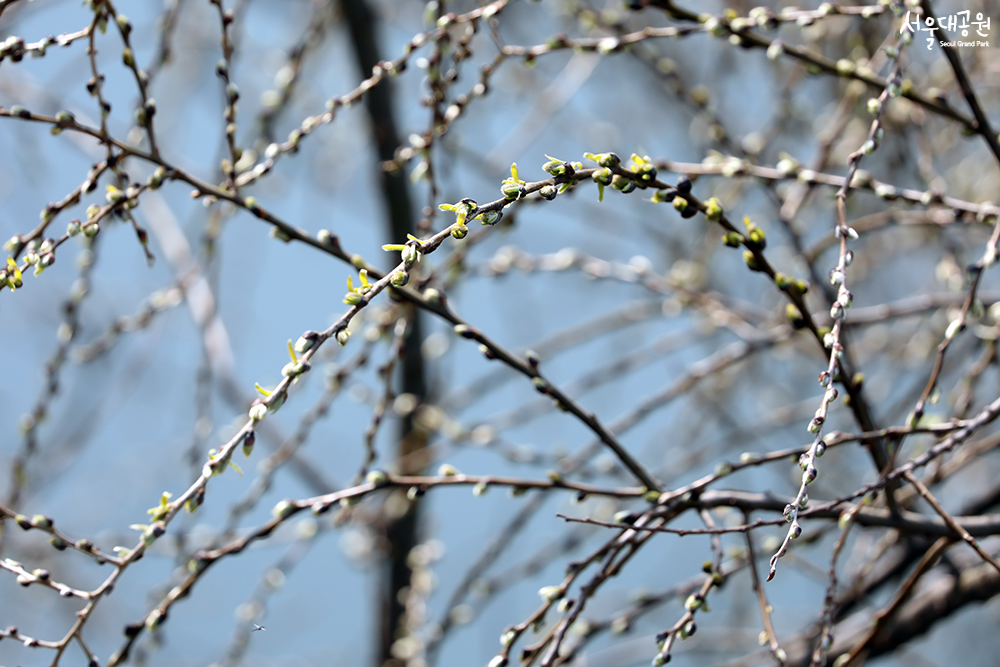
(252, 623, 266, 632)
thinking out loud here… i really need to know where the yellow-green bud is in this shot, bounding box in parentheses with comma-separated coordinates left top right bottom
(743, 250, 764, 272)
(704, 197, 723, 222)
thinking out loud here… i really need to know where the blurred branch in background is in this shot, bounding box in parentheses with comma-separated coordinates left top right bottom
(338, 0, 430, 663)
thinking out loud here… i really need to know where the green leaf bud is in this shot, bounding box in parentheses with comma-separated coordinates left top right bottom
(612, 174, 636, 193)
(704, 197, 723, 221)
(272, 499, 297, 519)
(650, 189, 673, 204)
(613, 510, 638, 524)
(684, 594, 703, 611)
(366, 470, 389, 487)
(478, 209, 502, 225)
(803, 466, 817, 484)
(592, 168, 613, 186)
(743, 250, 764, 272)
(538, 585, 563, 602)
(270, 227, 292, 242)
(722, 231, 743, 247)
(401, 243, 419, 265)
(835, 58, 855, 76)
(106, 186, 125, 205)
(787, 304, 806, 329)
(583, 152, 620, 168)
(248, 399, 267, 422)
(244, 196, 260, 213)
(242, 431, 255, 457)
(744, 217, 766, 249)
(147, 166, 167, 189)
(142, 521, 165, 547)
(542, 155, 572, 177)
(281, 360, 310, 377)
(268, 392, 286, 413)
(4, 236, 23, 254)
(704, 16, 727, 37)
(294, 330, 319, 355)
(501, 181, 523, 199)
(145, 609, 166, 632)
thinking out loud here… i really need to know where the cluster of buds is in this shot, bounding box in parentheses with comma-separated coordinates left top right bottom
(583, 153, 621, 202)
(541, 154, 579, 179)
(743, 215, 766, 250)
(438, 198, 477, 239)
(501, 163, 528, 200)
(2, 257, 24, 290)
(343, 269, 373, 306)
(612, 173, 636, 195)
(135, 98, 157, 128)
(657, 176, 695, 217)
(105, 183, 142, 210)
(628, 153, 657, 183)
(383, 233, 426, 287)
(0, 35, 26, 62)
(281, 338, 311, 379)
